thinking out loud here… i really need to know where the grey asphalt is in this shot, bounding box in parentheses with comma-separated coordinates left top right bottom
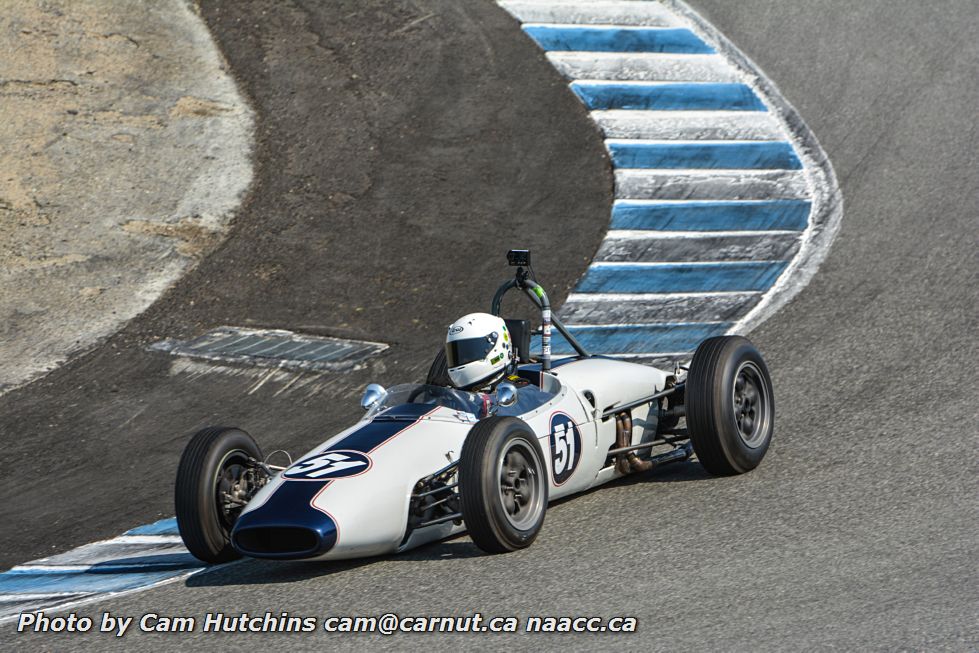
(4, 0, 978, 650)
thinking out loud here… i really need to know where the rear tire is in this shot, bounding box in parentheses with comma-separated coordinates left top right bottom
(459, 416, 548, 553)
(175, 427, 262, 563)
(686, 336, 774, 475)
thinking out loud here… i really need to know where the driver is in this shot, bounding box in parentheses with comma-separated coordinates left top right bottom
(445, 313, 514, 392)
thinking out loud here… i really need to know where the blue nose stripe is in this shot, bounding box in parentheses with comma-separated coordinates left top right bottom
(232, 481, 338, 559)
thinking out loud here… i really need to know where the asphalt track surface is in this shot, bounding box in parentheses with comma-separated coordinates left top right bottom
(3, 0, 978, 650)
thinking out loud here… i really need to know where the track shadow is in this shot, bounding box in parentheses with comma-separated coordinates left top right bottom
(185, 537, 482, 589)
(186, 460, 711, 589)
(544, 460, 713, 515)
(628, 459, 714, 484)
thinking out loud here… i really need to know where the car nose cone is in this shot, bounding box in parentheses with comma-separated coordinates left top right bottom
(231, 481, 338, 559)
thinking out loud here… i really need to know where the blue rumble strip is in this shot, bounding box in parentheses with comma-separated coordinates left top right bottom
(611, 200, 812, 231)
(124, 517, 179, 536)
(571, 82, 766, 111)
(0, 514, 206, 622)
(0, 566, 199, 595)
(608, 141, 802, 170)
(577, 261, 788, 293)
(522, 25, 714, 54)
(534, 322, 731, 355)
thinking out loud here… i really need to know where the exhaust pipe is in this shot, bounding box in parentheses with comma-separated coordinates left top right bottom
(614, 412, 632, 475)
(621, 412, 655, 473)
(614, 411, 653, 473)
(614, 411, 692, 474)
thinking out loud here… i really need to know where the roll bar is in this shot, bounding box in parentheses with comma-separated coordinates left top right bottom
(490, 259, 591, 374)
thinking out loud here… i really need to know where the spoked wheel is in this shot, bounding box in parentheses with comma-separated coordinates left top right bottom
(214, 449, 258, 530)
(732, 361, 772, 449)
(175, 427, 266, 563)
(459, 416, 547, 553)
(687, 336, 775, 475)
(497, 439, 545, 531)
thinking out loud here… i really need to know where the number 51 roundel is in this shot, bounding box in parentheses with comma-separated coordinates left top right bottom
(548, 412, 582, 485)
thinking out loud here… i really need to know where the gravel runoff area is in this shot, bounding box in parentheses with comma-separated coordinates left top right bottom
(0, 0, 253, 394)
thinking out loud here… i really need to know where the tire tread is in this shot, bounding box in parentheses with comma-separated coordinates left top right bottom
(459, 417, 510, 553)
(459, 416, 546, 554)
(688, 336, 744, 475)
(175, 426, 258, 563)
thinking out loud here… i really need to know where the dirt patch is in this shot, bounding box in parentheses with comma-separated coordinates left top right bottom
(122, 217, 224, 257)
(170, 95, 234, 118)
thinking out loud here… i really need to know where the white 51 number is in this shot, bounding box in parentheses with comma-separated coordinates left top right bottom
(288, 452, 367, 478)
(552, 422, 576, 475)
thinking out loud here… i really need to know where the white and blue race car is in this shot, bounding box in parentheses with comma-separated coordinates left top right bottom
(175, 250, 774, 562)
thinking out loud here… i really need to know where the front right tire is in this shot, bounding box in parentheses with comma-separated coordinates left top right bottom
(175, 426, 262, 563)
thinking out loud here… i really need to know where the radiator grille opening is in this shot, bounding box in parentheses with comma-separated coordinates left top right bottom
(233, 526, 318, 556)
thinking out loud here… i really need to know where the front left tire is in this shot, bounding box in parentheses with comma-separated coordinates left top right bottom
(175, 426, 262, 563)
(459, 416, 548, 553)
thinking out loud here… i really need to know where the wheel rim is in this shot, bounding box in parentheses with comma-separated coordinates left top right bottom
(732, 361, 771, 449)
(214, 449, 252, 529)
(496, 438, 544, 531)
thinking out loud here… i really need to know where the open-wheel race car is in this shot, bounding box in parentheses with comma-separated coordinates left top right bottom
(175, 250, 775, 562)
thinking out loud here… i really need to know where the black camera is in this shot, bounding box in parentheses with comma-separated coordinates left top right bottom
(506, 249, 531, 267)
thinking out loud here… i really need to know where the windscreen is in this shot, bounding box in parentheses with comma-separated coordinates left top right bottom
(364, 384, 483, 420)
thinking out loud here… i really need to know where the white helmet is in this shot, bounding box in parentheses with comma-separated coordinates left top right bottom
(445, 313, 513, 390)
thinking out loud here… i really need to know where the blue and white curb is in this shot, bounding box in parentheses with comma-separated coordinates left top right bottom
(502, 0, 843, 363)
(0, 518, 208, 623)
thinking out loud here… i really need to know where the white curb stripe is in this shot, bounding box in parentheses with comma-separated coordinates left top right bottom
(597, 232, 802, 262)
(615, 169, 810, 200)
(500, 0, 678, 26)
(560, 293, 764, 325)
(547, 52, 738, 82)
(594, 109, 783, 140)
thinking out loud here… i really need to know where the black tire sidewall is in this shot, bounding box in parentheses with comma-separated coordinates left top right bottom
(485, 429, 546, 547)
(460, 417, 548, 553)
(688, 336, 775, 475)
(175, 427, 261, 563)
(713, 340, 774, 472)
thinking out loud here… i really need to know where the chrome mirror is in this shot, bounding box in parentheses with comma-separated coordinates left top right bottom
(360, 383, 387, 411)
(493, 382, 518, 411)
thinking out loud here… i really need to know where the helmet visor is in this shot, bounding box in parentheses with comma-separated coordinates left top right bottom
(446, 332, 498, 368)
